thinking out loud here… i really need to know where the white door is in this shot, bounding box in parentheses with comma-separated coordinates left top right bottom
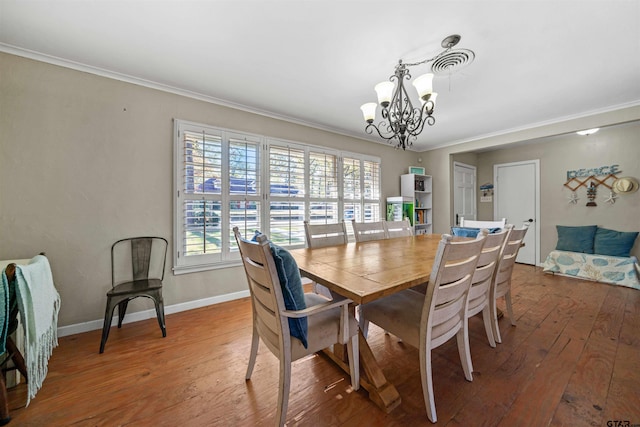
(453, 162, 476, 226)
(494, 160, 540, 265)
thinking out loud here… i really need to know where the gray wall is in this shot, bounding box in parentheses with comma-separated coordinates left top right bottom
(0, 53, 415, 327)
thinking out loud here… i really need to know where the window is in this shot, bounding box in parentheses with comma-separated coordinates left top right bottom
(343, 156, 381, 234)
(174, 120, 381, 274)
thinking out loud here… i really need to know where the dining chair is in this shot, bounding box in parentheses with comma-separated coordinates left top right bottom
(100, 236, 168, 354)
(303, 221, 348, 298)
(459, 217, 506, 229)
(360, 233, 486, 423)
(352, 220, 387, 242)
(234, 227, 359, 427)
(490, 225, 529, 344)
(465, 226, 511, 352)
(383, 219, 413, 238)
(304, 220, 349, 247)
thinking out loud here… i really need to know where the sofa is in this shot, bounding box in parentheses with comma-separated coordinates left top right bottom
(542, 225, 640, 290)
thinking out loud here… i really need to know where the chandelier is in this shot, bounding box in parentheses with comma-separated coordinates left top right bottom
(360, 34, 472, 150)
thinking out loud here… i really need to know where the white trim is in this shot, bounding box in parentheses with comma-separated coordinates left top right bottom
(57, 290, 250, 337)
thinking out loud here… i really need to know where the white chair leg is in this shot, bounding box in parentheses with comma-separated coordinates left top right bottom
(456, 322, 473, 381)
(246, 325, 260, 380)
(419, 347, 437, 423)
(505, 290, 516, 326)
(346, 334, 360, 391)
(490, 297, 502, 344)
(481, 305, 496, 348)
(276, 357, 292, 427)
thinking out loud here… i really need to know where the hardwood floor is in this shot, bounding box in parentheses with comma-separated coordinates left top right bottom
(7, 265, 640, 426)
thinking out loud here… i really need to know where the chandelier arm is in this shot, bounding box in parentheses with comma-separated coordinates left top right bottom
(364, 122, 400, 141)
(406, 104, 436, 137)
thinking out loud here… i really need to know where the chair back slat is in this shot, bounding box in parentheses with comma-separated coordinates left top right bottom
(352, 220, 388, 242)
(384, 219, 413, 239)
(255, 315, 281, 356)
(304, 221, 348, 248)
(253, 294, 279, 338)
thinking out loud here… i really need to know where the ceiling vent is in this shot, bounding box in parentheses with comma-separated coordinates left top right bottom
(431, 49, 475, 74)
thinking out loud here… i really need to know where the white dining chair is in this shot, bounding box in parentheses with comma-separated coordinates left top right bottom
(490, 225, 529, 344)
(352, 220, 387, 242)
(360, 233, 486, 423)
(304, 220, 349, 248)
(383, 219, 413, 238)
(459, 217, 506, 229)
(465, 226, 511, 351)
(234, 227, 359, 427)
(303, 220, 348, 298)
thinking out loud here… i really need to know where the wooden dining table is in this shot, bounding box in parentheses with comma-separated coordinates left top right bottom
(288, 233, 445, 413)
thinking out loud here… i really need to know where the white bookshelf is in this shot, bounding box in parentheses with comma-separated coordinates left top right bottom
(401, 173, 433, 235)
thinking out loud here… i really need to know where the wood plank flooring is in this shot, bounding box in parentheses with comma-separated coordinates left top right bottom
(7, 265, 640, 426)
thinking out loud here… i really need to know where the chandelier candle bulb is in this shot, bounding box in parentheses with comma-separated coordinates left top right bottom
(374, 81, 394, 107)
(360, 103, 377, 123)
(412, 73, 434, 100)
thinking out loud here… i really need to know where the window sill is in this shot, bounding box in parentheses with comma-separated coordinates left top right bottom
(172, 260, 243, 275)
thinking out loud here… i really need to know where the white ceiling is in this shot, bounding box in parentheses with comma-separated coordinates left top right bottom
(2, 1, 639, 152)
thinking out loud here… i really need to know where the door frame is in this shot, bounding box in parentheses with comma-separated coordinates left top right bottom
(452, 161, 477, 226)
(493, 159, 541, 266)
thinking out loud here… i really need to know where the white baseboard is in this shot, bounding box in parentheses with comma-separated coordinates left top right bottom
(57, 290, 250, 337)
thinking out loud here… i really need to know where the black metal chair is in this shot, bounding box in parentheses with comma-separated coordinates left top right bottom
(99, 237, 168, 353)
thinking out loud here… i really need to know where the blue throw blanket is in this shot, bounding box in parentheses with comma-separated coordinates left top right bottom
(14, 255, 61, 406)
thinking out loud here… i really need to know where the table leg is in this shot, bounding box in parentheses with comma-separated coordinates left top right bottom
(322, 329, 401, 413)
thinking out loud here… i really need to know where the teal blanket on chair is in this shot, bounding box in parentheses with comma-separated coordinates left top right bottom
(0, 270, 9, 355)
(14, 255, 61, 406)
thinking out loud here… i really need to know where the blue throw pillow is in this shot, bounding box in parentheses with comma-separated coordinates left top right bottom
(556, 225, 597, 254)
(270, 244, 308, 348)
(451, 227, 480, 237)
(593, 227, 639, 257)
(251, 231, 308, 347)
(452, 227, 502, 237)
